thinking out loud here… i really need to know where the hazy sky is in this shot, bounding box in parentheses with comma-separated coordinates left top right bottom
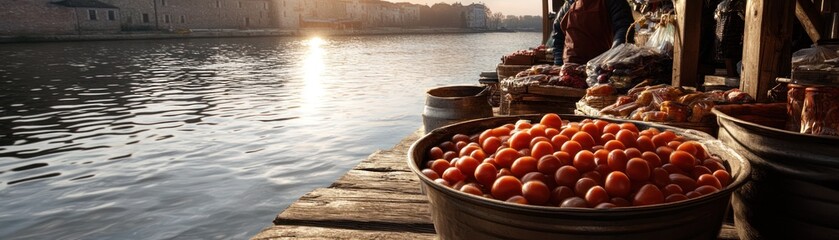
(404, 1, 543, 16)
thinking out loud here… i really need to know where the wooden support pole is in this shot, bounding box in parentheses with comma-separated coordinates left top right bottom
(741, 0, 794, 102)
(542, 0, 550, 44)
(672, 0, 702, 88)
(796, 0, 825, 43)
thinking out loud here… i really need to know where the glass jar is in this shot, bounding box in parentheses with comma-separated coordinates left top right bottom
(786, 84, 806, 131)
(801, 86, 839, 136)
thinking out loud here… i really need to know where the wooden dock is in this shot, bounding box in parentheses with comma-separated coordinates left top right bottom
(252, 129, 740, 239)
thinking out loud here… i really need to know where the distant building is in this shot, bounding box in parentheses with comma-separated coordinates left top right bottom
(99, 0, 275, 31)
(397, 3, 420, 26)
(275, 0, 301, 29)
(0, 0, 120, 35)
(465, 3, 488, 29)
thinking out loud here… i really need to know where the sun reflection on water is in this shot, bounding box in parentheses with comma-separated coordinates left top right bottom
(300, 37, 326, 114)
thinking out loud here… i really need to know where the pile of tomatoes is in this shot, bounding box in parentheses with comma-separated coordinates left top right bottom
(421, 114, 732, 208)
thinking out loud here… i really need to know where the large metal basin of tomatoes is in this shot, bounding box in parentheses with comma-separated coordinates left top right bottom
(407, 114, 750, 240)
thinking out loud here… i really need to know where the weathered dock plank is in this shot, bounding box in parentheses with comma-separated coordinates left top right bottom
(253, 129, 740, 239)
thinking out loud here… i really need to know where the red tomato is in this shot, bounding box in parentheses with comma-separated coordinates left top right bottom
(595, 202, 617, 209)
(435, 178, 451, 187)
(575, 178, 599, 198)
(691, 165, 713, 178)
(537, 155, 562, 175)
(619, 123, 639, 133)
(611, 197, 631, 207)
(529, 124, 548, 138)
(662, 183, 684, 196)
(510, 156, 538, 178)
(478, 129, 493, 148)
(608, 149, 628, 172)
(491, 176, 523, 200)
(641, 151, 662, 170)
(603, 123, 621, 135)
(521, 172, 551, 184)
(655, 146, 674, 164)
(651, 131, 677, 148)
(665, 194, 689, 203)
(470, 149, 487, 161)
(545, 128, 560, 139)
(615, 129, 637, 148)
(430, 159, 451, 175)
(686, 191, 702, 199)
(604, 140, 626, 151)
(626, 158, 651, 182)
(452, 134, 471, 143)
(624, 148, 642, 159)
(560, 127, 579, 139)
(695, 185, 719, 196)
(474, 163, 497, 187)
(703, 158, 725, 172)
(594, 149, 610, 165)
(696, 174, 723, 190)
(669, 173, 697, 192)
(422, 168, 440, 180)
(662, 163, 687, 175)
(550, 134, 570, 150)
(509, 131, 533, 150)
(651, 167, 671, 187)
(636, 135, 656, 153)
(666, 141, 682, 150)
(443, 151, 457, 161)
(456, 156, 481, 177)
(461, 183, 483, 196)
(560, 197, 588, 208)
(530, 141, 554, 159)
(571, 131, 596, 150)
(459, 145, 481, 157)
(605, 171, 631, 198)
(522, 181, 551, 205)
(633, 184, 664, 206)
(581, 123, 601, 144)
(581, 171, 603, 185)
(442, 167, 466, 183)
(561, 141, 583, 156)
(429, 147, 444, 160)
(540, 113, 564, 129)
(713, 170, 732, 188)
(481, 136, 502, 155)
(550, 186, 575, 205)
(515, 120, 532, 130)
(585, 186, 610, 207)
(496, 168, 513, 178)
(506, 195, 529, 204)
(553, 151, 573, 166)
(573, 150, 597, 173)
(670, 150, 697, 171)
(555, 165, 580, 187)
(494, 148, 521, 169)
(492, 127, 512, 137)
(600, 133, 616, 145)
(439, 141, 456, 152)
(529, 136, 550, 148)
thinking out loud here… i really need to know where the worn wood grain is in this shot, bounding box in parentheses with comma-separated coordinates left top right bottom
(673, 0, 703, 88)
(741, 0, 794, 102)
(796, 0, 825, 42)
(252, 225, 436, 240)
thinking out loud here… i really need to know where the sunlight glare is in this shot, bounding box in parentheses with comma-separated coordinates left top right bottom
(300, 37, 326, 114)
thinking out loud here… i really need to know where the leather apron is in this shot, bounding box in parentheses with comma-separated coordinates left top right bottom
(561, 0, 614, 64)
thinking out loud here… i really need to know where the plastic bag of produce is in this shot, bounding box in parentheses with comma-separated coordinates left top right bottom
(791, 46, 839, 70)
(646, 16, 676, 57)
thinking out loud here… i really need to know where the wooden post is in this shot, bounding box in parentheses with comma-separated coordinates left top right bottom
(741, 0, 794, 102)
(796, 0, 825, 43)
(672, 0, 702, 88)
(542, 0, 550, 44)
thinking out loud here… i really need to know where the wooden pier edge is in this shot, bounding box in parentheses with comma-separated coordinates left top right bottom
(252, 129, 739, 239)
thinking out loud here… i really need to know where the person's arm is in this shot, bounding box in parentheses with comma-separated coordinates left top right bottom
(552, 1, 572, 65)
(606, 0, 634, 48)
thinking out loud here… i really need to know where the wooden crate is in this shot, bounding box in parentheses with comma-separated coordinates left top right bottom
(499, 85, 586, 115)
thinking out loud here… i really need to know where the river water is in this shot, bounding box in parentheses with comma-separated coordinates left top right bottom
(0, 32, 541, 239)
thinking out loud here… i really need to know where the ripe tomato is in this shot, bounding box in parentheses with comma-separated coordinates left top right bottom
(620, 123, 639, 133)
(624, 148, 642, 159)
(561, 141, 584, 157)
(455, 156, 481, 177)
(713, 170, 732, 188)
(560, 127, 579, 139)
(442, 167, 466, 183)
(553, 151, 573, 166)
(545, 128, 561, 139)
(633, 184, 664, 206)
(651, 167, 671, 187)
(665, 194, 689, 203)
(550, 134, 570, 150)
(529, 124, 548, 138)
(494, 148, 521, 169)
(510, 156, 538, 178)
(615, 129, 637, 148)
(537, 155, 562, 175)
(605, 171, 631, 198)
(522, 181, 551, 205)
(452, 134, 471, 143)
(655, 146, 674, 164)
(509, 131, 533, 150)
(481, 136, 502, 155)
(530, 141, 554, 159)
(554, 165, 580, 187)
(491, 176, 523, 200)
(429, 147, 444, 160)
(669, 150, 697, 171)
(626, 158, 651, 182)
(603, 123, 621, 135)
(662, 183, 684, 196)
(422, 168, 440, 180)
(540, 113, 564, 129)
(604, 140, 626, 151)
(571, 131, 596, 150)
(696, 174, 723, 190)
(581, 171, 603, 185)
(439, 141, 456, 152)
(430, 159, 451, 175)
(651, 131, 677, 148)
(636, 135, 656, 153)
(641, 151, 662, 170)
(474, 163, 497, 187)
(461, 183, 483, 196)
(515, 120, 532, 130)
(595, 202, 617, 209)
(573, 150, 597, 173)
(575, 178, 599, 198)
(669, 173, 697, 192)
(608, 149, 628, 172)
(580, 123, 601, 144)
(600, 133, 616, 145)
(560, 197, 588, 208)
(585, 186, 610, 207)
(506, 195, 529, 204)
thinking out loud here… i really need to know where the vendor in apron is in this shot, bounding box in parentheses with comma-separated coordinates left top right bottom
(552, 0, 634, 65)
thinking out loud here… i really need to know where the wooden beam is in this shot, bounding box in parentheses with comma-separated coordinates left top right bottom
(672, 0, 703, 88)
(542, 0, 550, 44)
(741, 0, 794, 102)
(796, 0, 825, 42)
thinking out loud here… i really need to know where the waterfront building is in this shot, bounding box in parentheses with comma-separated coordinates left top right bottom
(397, 3, 421, 27)
(100, 0, 275, 31)
(0, 0, 121, 35)
(275, 0, 302, 29)
(466, 3, 488, 29)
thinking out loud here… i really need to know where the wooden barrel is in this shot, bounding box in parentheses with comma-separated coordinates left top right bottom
(422, 85, 493, 133)
(713, 103, 839, 240)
